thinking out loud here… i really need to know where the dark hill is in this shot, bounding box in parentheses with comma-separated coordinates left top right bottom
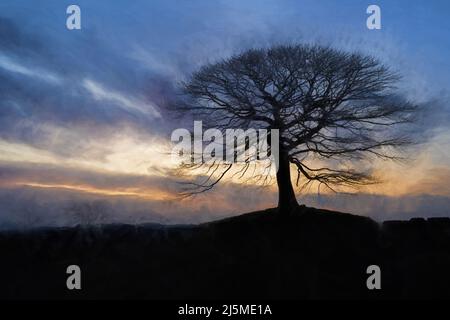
(1, 205, 450, 299)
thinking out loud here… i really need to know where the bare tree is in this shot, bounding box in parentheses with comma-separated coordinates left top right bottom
(66, 200, 110, 226)
(174, 44, 416, 213)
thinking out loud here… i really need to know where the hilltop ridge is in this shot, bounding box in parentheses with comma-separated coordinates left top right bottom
(1, 205, 450, 299)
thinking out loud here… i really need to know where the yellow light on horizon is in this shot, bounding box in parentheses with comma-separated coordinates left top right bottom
(17, 182, 176, 201)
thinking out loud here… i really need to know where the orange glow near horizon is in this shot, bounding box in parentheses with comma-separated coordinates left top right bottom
(1, 124, 450, 203)
(16, 182, 176, 201)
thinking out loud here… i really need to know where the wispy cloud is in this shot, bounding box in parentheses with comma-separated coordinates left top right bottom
(1, 0, 450, 228)
(82, 79, 161, 118)
(0, 53, 61, 84)
(129, 46, 181, 80)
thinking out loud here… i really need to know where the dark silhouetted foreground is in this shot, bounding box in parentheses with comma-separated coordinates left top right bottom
(1, 206, 450, 299)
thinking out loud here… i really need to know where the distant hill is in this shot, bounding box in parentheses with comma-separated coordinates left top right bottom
(1, 205, 450, 299)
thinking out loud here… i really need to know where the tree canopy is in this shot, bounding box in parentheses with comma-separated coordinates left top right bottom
(174, 44, 416, 211)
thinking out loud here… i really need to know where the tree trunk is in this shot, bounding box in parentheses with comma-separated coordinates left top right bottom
(276, 152, 298, 213)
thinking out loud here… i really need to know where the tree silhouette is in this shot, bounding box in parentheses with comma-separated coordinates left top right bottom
(174, 44, 416, 213)
(66, 200, 111, 226)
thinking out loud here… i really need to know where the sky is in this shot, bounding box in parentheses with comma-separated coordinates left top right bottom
(0, 0, 449, 228)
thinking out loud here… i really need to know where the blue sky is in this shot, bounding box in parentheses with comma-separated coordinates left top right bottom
(0, 0, 449, 227)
